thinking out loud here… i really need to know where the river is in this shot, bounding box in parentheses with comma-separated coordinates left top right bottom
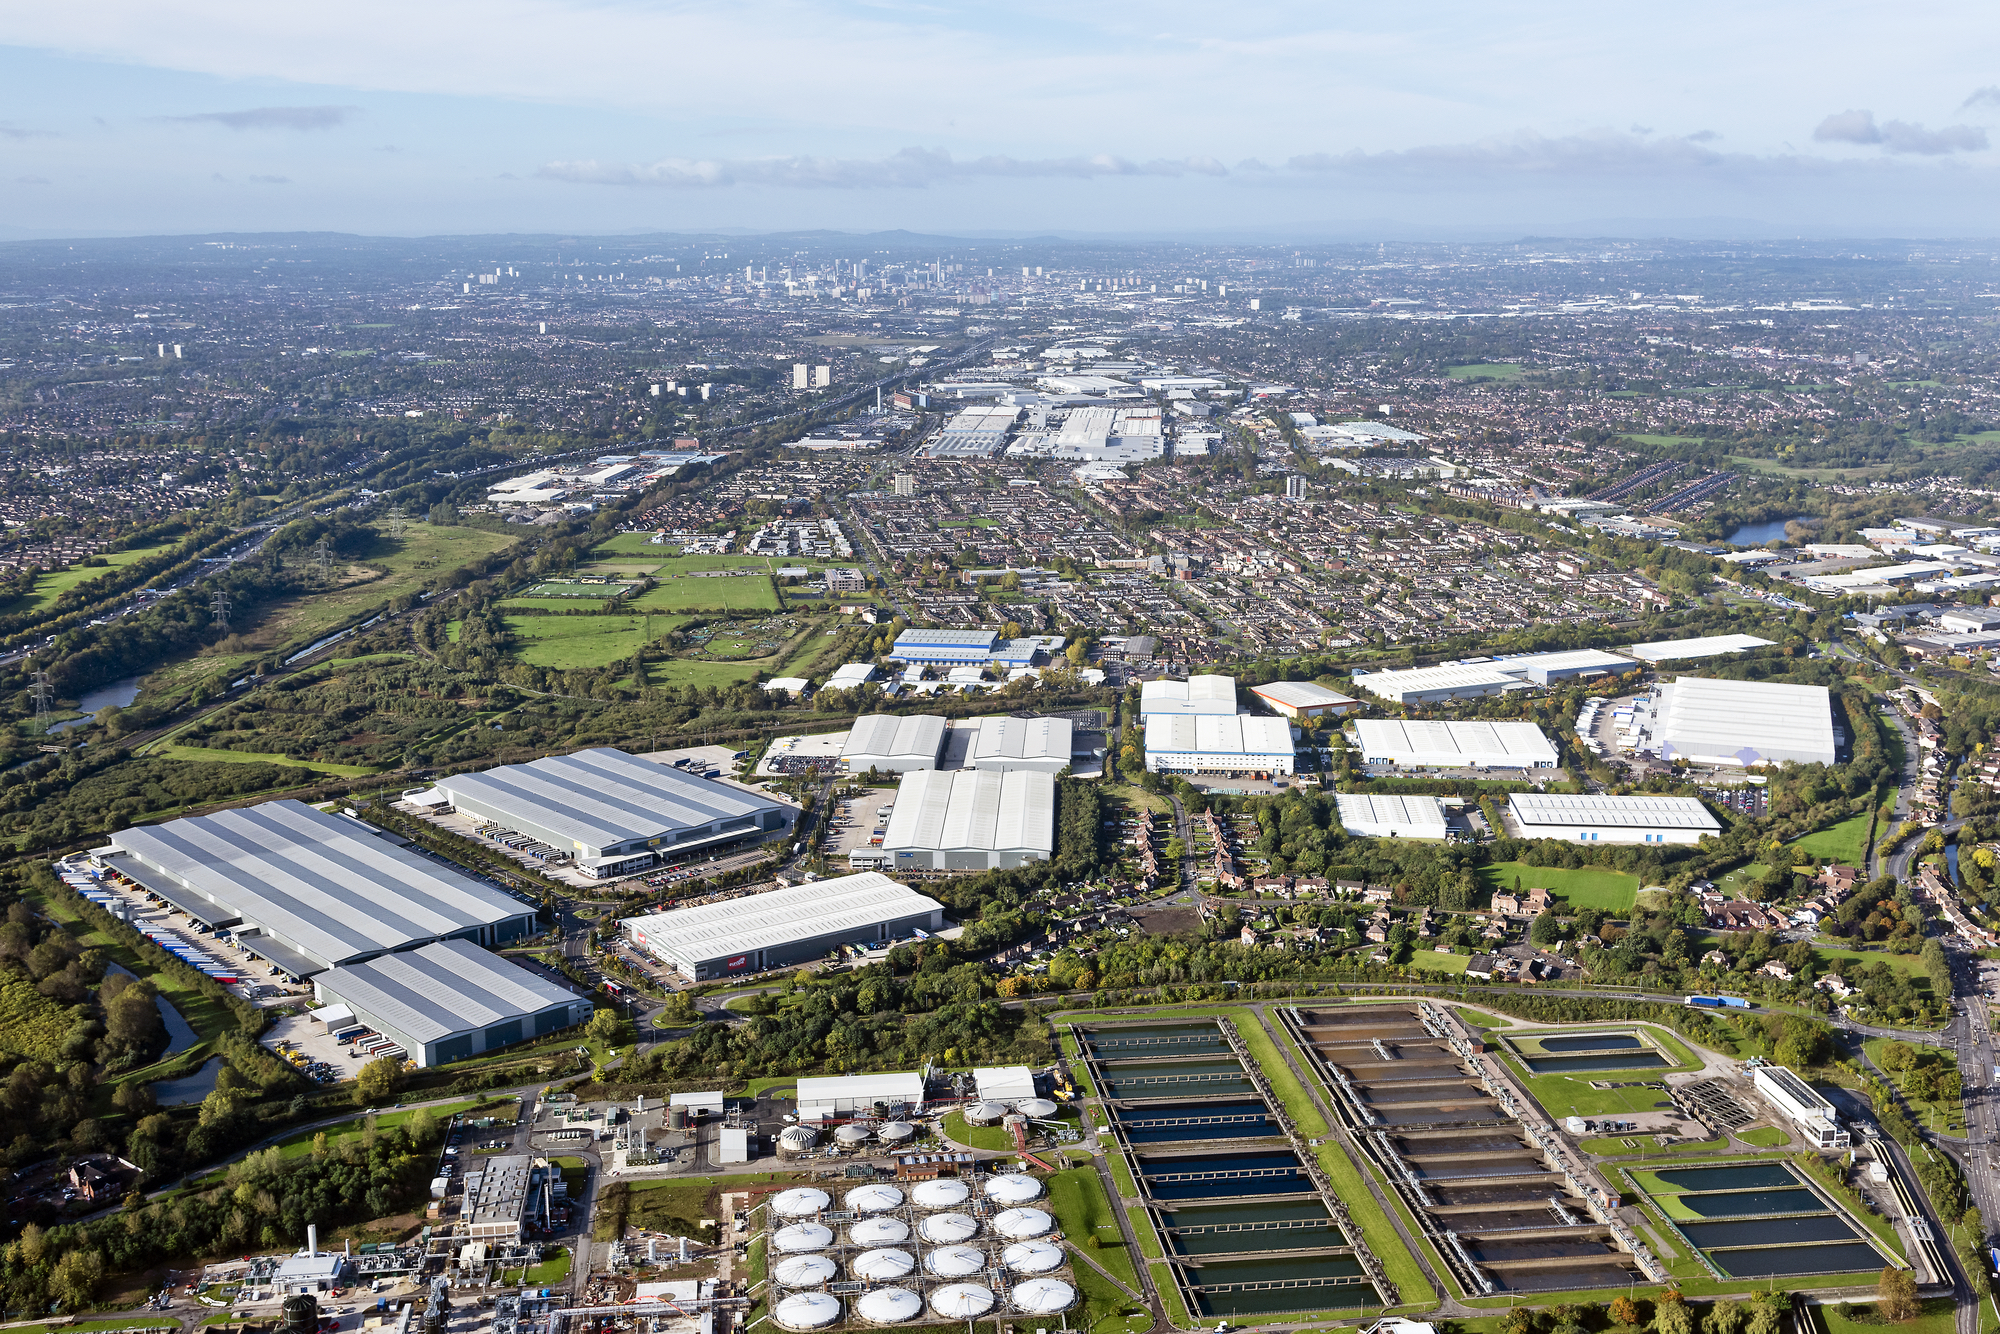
(47, 674, 145, 734)
(1726, 516, 1813, 546)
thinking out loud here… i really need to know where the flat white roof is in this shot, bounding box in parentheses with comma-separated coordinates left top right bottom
(971, 715, 1072, 763)
(974, 1065, 1037, 1101)
(1250, 680, 1357, 709)
(1335, 793, 1451, 835)
(1352, 719, 1559, 766)
(435, 748, 784, 853)
(1145, 714, 1295, 757)
(1493, 648, 1635, 674)
(883, 769, 1055, 855)
(1626, 633, 1776, 662)
(314, 938, 581, 1048)
(1351, 663, 1521, 700)
(621, 873, 945, 969)
(1510, 792, 1721, 833)
(1139, 674, 1238, 715)
(796, 1071, 926, 1104)
(842, 714, 949, 765)
(1656, 676, 1836, 766)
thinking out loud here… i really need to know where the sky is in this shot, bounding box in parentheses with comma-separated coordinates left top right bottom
(2, 0, 1999, 241)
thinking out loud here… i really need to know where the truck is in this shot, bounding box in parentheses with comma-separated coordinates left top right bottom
(1684, 995, 1753, 1009)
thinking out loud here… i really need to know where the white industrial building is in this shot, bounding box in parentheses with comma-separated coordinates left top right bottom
(1249, 680, 1361, 720)
(1508, 792, 1721, 845)
(1654, 677, 1836, 767)
(1350, 663, 1524, 704)
(825, 662, 877, 690)
(1625, 633, 1776, 663)
(1139, 675, 1239, 717)
(1352, 719, 1560, 769)
(841, 714, 949, 772)
(312, 938, 592, 1067)
(1334, 793, 1451, 840)
(1144, 715, 1296, 776)
(968, 715, 1073, 774)
(620, 872, 946, 980)
(866, 768, 1055, 871)
(797, 1071, 926, 1119)
(1750, 1065, 1850, 1149)
(973, 1065, 1038, 1101)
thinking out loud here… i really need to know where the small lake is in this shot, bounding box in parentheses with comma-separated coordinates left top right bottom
(1727, 516, 1813, 546)
(47, 674, 145, 733)
(152, 1055, 222, 1106)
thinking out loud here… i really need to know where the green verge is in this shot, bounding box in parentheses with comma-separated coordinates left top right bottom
(941, 1109, 1017, 1151)
(1149, 1262, 1193, 1330)
(1126, 1204, 1164, 1259)
(1046, 1167, 1138, 1286)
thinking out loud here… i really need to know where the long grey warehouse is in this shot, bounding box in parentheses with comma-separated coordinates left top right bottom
(105, 799, 538, 979)
(313, 938, 592, 1067)
(433, 747, 793, 879)
(620, 872, 946, 981)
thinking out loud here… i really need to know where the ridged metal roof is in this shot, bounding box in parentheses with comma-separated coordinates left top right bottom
(620, 872, 946, 968)
(881, 769, 1054, 855)
(436, 747, 785, 850)
(315, 938, 580, 1046)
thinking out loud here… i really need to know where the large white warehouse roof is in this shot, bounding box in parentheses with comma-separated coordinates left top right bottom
(620, 873, 945, 974)
(1353, 719, 1560, 769)
(314, 938, 582, 1051)
(1335, 793, 1451, 839)
(970, 715, 1073, 771)
(1145, 714, 1295, 756)
(1511, 792, 1720, 838)
(1351, 663, 1522, 703)
(1655, 676, 1836, 767)
(1625, 633, 1776, 663)
(882, 769, 1055, 857)
(842, 714, 949, 771)
(1139, 675, 1238, 716)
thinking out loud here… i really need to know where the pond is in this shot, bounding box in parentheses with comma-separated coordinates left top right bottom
(1653, 1162, 1798, 1192)
(153, 1055, 223, 1106)
(1681, 1215, 1855, 1247)
(1709, 1242, 1886, 1278)
(1522, 1052, 1670, 1074)
(1674, 1188, 1823, 1218)
(1535, 1034, 1643, 1052)
(47, 674, 145, 733)
(1727, 516, 1813, 546)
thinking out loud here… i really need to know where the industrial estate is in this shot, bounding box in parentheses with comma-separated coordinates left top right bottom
(0, 227, 1998, 1334)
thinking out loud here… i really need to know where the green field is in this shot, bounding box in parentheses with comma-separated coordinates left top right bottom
(1791, 812, 1872, 865)
(505, 614, 685, 669)
(521, 579, 639, 598)
(1806, 941, 1925, 977)
(1445, 363, 1525, 380)
(1504, 1025, 1704, 1118)
(152, 743, 380, 777)
(1578, 1134, 1718, 1157)
(631, 576, 780, 612)
(1409, 949, 1470, 974)
(1478, 861, 1640, 913)
(5, 541, 178, 615)
(1045, 1168, 1136, 1284)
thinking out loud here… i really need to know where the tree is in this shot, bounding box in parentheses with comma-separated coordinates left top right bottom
(587, 1007, 632, 1050)
(1878, 1040, 1916, 1073)
(1530, 910, 1564, 946)
(356, 1054, 405, 1106)
(50, 1248, 103, 1311)
(1702, 1299, 1745, 1334)
(658, 991, 700, 1026)
(1609, 1297, 1640, 1329)
(1654, 1294, 1695, 1334)
(1877, 1266, 1919, 1322)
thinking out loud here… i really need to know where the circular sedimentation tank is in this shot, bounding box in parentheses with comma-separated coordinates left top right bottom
(1001, 1240, 1065, 1274)
(992, 1207, 1054, 1240)
(877, 1121, 915, 1144)
(773, 1223, 835, 1253)
(774, 1293, 841, 1330)
(1010, 1279, 1076, 1315)
(963, 1100, 1008, 1125)
(849, 1216, 911, 1245)
(771, 1187, 831, 1217)
(773, 1254, 837, 1287)
(833, 1123, 874, 1145)
(844, 1183, 904, 1213)
(850, 1248, 916, 1281)
(918, 1212, 978, 1244)
(923, 1245, 986, 1278)
(855, 1288, 923, 1325)
(928, 1284, 995, 1319)
(1014, 1098, 1060, 1119)
(983, 1173, 1044, 1204)
(910, 1178, 970, 1209)
(777, 1125, 819, 1152)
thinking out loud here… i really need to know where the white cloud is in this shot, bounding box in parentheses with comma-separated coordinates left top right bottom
(1812, 109, 1987, 154)
(538, 147, 1230, 189)
(162, 105, 358, 130)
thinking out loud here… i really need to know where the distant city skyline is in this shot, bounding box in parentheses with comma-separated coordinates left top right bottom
(2, 0, 1998, 239)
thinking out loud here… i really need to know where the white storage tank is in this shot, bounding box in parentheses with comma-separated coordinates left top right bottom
(844, 1183, 904, 1213)
(849, 1216, 911, 1245)
(963, 1100, 1009, 1125)
(772, 1187, 831, 1217)
(1002, 1239, 1065, 1274)
(774, 1293, 842, 1330)
(778, 1125, 819, 1154)
(851, 1248, 917, 1281)
(834, 1123, 875, 1146)
(1011, 1279, 1076, 1315)
(923, 1245, 987, 1278)
(983, 1173, 1043, 1204)
(774, 1254, 837, 1287)
(993, 1206, 1054, 1240)
(773, 1223, 835, 1253)
(877, 1121, 916, 1144)
(1015, 1098, 1060, 1119)
(928, 1283, 995, 1319)
(918, 1212, 979, 1243)
(855, 1288, 923, 1325)
(910, 1178, 970, 1209)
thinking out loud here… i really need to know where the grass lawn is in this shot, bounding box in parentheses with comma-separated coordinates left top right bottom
(1409, 949, 1470, 975)
(1579, 1134, 1720, 1157)
(1738, 1126, 1790, 1146)
(2, 540, 177, 616)
(1478, 861, 1640, 913)
(268, 1099, 486, 1159)
(1451, 1006, 1511, 1029)
(1823, 1297, 1955, 1334)
(152, 743, 381, 777)
(506, 614, 687, 669)
(1810, 942, 1926, 977)
(1791, 812, 1872, 865)
(1506, 1050, 1701, 1120)
(1863, 1037, 1966, 1135)
(1045, 1167, 1137, 1285)
(1445, 363, 1525, 380)
(631, 577, 780, 613)
(1715, 861, 1772, 897)
(644, 657, 763, 687)
(941, 1109, 1017, 1152)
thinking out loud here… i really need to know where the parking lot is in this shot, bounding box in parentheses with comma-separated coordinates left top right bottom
(71, 869, 313, 1007)
(823, 787, 898, 860)
(261, 1012, 363, 1083)
(753, 732, 848, 778)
